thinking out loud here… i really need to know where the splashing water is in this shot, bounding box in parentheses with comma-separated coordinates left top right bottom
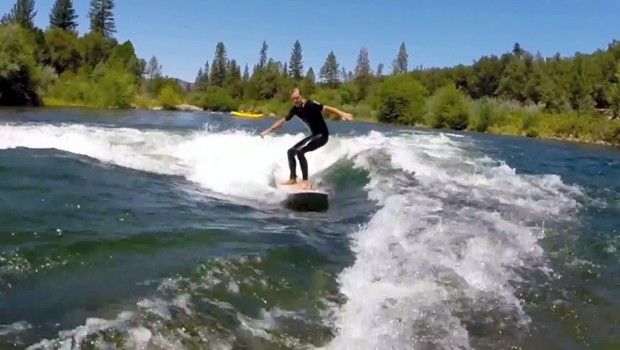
(0, 121, 586, 349)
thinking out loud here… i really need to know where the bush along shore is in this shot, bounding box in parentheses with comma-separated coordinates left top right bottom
(1, 0, 619, 147)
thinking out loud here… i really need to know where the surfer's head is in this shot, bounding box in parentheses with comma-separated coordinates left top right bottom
(291, 88, 303, 107)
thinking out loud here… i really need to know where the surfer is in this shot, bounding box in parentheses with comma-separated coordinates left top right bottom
(260, 88, 353, 189)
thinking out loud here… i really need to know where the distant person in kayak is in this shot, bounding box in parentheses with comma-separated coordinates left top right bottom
(260, 88, 353, 189)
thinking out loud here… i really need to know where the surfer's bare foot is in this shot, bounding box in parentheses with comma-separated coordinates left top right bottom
(298, 181, 312, 189)
(280, 178, 297, 185)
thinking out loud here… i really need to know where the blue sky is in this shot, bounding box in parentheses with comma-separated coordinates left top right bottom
(2, 0, 619, 82)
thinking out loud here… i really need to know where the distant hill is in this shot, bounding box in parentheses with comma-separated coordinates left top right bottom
(144, 76, 195, 91)
(171, 78, 194, 91)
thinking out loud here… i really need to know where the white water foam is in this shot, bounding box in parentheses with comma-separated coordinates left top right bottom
(0, 122, 585, 349)
(318, 129, 584, 349)
(0, 123, 370, 205)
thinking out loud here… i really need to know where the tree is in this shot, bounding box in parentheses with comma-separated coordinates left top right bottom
(89, 0, 116, 38)
(4, 0, 37, 29)
(145, 55, 162, 80)
(258, 40, 268, 71)
(242, 64, 250, 81)
(289, 40, 303, 80)
(393, 42, 408, 74)
(210, 41, 228, 87)
(0, 23, 42, 106)
(49, 0, 78, 31)
(354, 47, 372, 100)
(319, 51, 340, 88)
(569, 55, 594, 113)
(375, 74, 427, 125)
(376, 63, 384, 76)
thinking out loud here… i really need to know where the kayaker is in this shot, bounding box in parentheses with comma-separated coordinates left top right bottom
(260, 88, 353, 189)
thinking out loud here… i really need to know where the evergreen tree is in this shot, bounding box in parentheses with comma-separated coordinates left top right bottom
(194, 61, 209, 91)
(376, 63, 384, 76)
(89, 0, 116, 38)
(340, 66, 348, 82)
(393, 42, 408, 74)
(210, 41, 228, 87)
(258, 41, 268, 71)
(306, 67, 316, 83)
(281, 62, 288, 78)
(320, 51, 340, 87)
(5, 0, 37, 29)
(49, 0, 78, 31)
(355, 47, 372, 99)
(355, 47, 371, 77)
(569, 55, 594, 113)
(195, 67, 203, 84)
(242, 64, 250, 81)
(289, 40, 303, 80)
(145, 55, 162, 80)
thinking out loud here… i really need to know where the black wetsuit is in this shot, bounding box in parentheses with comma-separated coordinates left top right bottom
(284, 99, 329, 181)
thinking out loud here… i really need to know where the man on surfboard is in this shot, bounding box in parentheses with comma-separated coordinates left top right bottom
(260, 88, 353, 190)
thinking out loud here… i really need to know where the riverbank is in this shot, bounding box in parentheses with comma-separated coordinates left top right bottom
(37, 96, 620, 149)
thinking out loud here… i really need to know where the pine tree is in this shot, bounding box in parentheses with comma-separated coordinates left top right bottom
(354, 47, 372, 99)
(145, 55, 162, 80)
(49, 0, 78, 31)
(393, 42, 408, 74)
(569, 55, 594, 113)
(210, 41, 228, 87)
(282, 62, 289, 78)
(319, 51, 340, 88)
(376, 63, 384, 76)
(340, 66, 348, 82)
(306, 67, 316, 83)
(242, 64, 250, 81)
(355, 47, 371, 78)
(289, 40, 303, 80)
(194, 61, 209, 91)
(5, 0, 37, 29)
(195, 67, 203, 84)
(89, 0, 116, 38)
(258, 41, 268, 71)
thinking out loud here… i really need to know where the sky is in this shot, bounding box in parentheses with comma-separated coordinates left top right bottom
(2, 0, 620, 82)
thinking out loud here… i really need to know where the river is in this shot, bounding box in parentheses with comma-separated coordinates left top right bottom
(0, 107, 618, 349)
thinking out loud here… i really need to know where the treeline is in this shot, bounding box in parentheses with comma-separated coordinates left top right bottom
(185, 39, 620, 146)
(1, 0, 619, 146)
(0, 0, 183, 109)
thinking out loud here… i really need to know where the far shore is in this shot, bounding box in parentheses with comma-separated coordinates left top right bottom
(3, 99, 611, 150)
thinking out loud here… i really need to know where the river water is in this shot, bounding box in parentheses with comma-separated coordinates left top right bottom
(0, 107, 618, 349)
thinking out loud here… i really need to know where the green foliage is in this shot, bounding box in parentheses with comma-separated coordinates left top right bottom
(319, 51, 340, 88)
(0, 23, 42, 105)
(49, 0, 78, 31)
(158, 85, 182, 110)
(200, 86, 237, 112)
(44, 27, 81, 74)
(4, 0, 37, 29)
(289, 40, 303, 81)
(89, 0, 116, 38)
(375, 74, 427, 125)
(210, 42, 227, 87)
(393, 42, 408, 74)
(2, 0, 620, 148)
(429, 83, 470, 130)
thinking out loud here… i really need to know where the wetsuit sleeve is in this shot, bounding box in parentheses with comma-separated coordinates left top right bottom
(309, 99, 324, 113)
(285, 107, 295, 121)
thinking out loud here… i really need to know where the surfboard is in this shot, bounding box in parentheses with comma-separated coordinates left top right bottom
(275, 184, 329, 212)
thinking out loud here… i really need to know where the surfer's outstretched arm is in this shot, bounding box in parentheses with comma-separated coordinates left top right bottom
(322, 105, 353, 121)
(260, 118, 287, 138)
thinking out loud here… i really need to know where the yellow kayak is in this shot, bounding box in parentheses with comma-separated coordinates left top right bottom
(231, 111, 263, 118)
